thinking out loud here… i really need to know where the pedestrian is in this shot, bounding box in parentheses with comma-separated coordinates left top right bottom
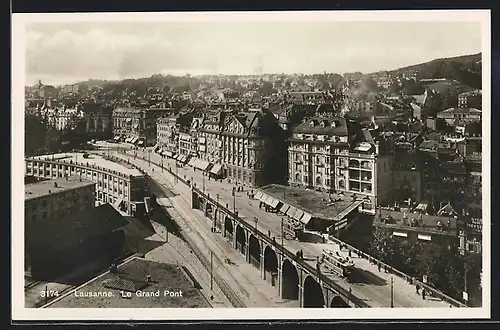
(416, 283, 420, 294)
(378, 264, 381, 272)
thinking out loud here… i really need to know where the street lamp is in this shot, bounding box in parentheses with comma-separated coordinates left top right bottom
(203, 172, 206, 192)
(254, 217, 258, 230)
(232, 188, 236, 213)
(390, 276, 394, 308)
(161, 156, 164, 173)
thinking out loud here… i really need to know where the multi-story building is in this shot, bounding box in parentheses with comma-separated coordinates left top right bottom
(221, 110, 287, 186)
(46, 107, 85, 131)
(393, 150, 424, 204)
(25, 153, 148, 216)
(371, 71, 393, 89)
(401, 70, 421, 83)
(113, 107, 173, 146)
(374, 207, 459, 251)
(458, 90, 482, 109)
(198, 112, 227, 164)
(79, 103, 113, 140)
(437, 107, 482, 125)
(35, 80, 58, 99)
(25, 175, 95, 224)
(287, 92, 325, 105)
(178, 129, 196, 157)
(288, 118, 395, 214)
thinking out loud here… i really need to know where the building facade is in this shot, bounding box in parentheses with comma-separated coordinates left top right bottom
(220, 110, 286, 186)
(113, 107, 173, 146)
(288, 118, 395, 214)
(458, 90, 482, 109)
(25, 176, 95, 224)
(25, 154, 148, 216)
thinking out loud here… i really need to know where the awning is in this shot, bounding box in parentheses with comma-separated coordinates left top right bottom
(263, 195, 273, 205)
(280, 203, 290, 214)
(254, 191, 263, 200)
(197, 160, 210, 171)
(137, 140, 144, 146)
(393, 231, 408, 238)
(210, 164, 223, 175)
(293, 209, 304, 221)
(269, 197, 281, 209)
(173, 154, 179, 160)
(180, 155, 188, 163)
(418, 234, 432, 241)
(258, 193, 268, 203)
(286, 206, 297, 217)
(113, 198, 124, 209)
(164, 151, 173, 157)
(300, 212, 312, 225)
(113, 136, 120, 141)
(125, 137, 132, 143)
(188, 157, 198, 167)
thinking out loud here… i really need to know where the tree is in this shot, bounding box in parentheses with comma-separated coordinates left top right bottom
(25, 114, 47, 156)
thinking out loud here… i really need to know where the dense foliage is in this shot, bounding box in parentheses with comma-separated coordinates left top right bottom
(391, 53, 482, 89)
(25, 113, 88, 156)
(368, 227, 482, 306)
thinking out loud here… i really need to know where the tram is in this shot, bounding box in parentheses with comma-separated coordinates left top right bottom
(322, 249, 355, 278)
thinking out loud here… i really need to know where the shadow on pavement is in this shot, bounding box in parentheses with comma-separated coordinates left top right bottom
(348, 268, 388, 286)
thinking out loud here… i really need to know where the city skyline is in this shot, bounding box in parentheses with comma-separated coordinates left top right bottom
(24, 17, 482, 86)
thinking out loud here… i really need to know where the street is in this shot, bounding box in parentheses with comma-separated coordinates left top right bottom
(113, 149, 451, 308)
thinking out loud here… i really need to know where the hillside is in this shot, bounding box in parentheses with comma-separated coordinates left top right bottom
(390, 53, 482, 89)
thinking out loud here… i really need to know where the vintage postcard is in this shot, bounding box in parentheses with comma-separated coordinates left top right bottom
(12, 10, 490, 320)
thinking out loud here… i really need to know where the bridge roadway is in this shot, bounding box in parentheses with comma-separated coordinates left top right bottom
(111, 149, 450, 308)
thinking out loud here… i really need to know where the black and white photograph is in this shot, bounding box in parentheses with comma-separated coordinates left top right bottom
(12, 10, 490, 320)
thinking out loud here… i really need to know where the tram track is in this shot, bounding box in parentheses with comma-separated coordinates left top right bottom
(134, 154, 281, 307)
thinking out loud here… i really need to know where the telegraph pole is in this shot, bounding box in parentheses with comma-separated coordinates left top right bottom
(161, 156, 163, 173)
(281, 217, 284, 250)
(391, 276, 394, 308)
(210, 251, 214, 291)
(232, 189, 236, 213)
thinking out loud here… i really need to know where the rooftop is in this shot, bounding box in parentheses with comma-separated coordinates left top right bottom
(25, 175, 94, 201)
(27, 152, 143, 177)
(26, 203, 129, 251)
(262, 184, 357, 220)
(374, 208, 458, 236)
(47, 258, 210, 308)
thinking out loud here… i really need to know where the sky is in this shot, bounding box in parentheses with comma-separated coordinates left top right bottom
(24, 19, 483, 86)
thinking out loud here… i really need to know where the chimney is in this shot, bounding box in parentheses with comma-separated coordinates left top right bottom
(146, 275, 152, 283)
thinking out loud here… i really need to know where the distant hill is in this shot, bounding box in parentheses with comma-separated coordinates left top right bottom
(390, 53, 482, 89)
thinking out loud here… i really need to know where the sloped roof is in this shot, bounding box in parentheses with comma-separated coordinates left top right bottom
(293, 117, 349, 135)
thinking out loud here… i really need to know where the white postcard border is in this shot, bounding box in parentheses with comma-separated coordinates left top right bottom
(12, 10, 491, 320)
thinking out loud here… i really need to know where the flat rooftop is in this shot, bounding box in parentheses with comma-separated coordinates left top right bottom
(47, 258, 210, 308)
(374, 208, 458, 236)
(28, 152, 143, 177)
(262, 184, 356, 220)
(25, 175, 94, 201)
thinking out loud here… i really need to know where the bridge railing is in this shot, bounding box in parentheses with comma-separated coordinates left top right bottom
(115, 150, 467, 308)
(116, 150, 369, 307)
(327, 235, 467, 308)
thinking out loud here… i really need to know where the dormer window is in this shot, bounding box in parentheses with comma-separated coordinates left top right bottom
(331, 121, 337, 128)
(309, 121, 315, 127)
(320, 121, 325, 128)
